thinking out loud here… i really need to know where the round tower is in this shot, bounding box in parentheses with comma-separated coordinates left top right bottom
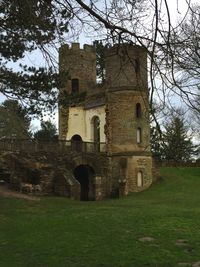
(105, 43, 147, 90)
(105, 43, 152, 194)
(105, 44, 150, 153)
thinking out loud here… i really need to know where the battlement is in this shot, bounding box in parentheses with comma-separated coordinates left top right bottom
(59, 43, 95, 53)
(59, 42, 147, 94)
(106, 43, 146, 53)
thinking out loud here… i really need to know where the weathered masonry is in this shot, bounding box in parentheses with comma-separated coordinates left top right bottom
(59, 42, 153, 200)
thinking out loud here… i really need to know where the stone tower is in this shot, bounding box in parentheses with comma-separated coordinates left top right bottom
(59, 43, 96, 93)
(105, 44, 152, 194)
(58, 42, 152, 200)
(59, 43, 96, 139)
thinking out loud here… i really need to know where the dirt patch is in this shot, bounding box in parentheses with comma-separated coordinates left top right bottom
(0, 184, 40, 201)
(175, 239, 189, 246)
(177, 263, 191, 267)
(192, 261, 200, 267)
(138, 236, 155, 242)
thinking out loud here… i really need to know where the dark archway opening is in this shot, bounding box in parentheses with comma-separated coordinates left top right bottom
(71, 134, 82, 151)
(73, 165, 95, 201)
(92, 116, 100, 152)
(27, 169, 41, 185)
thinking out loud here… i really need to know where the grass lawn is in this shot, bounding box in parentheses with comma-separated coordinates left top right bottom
(0, 167, 200, 267)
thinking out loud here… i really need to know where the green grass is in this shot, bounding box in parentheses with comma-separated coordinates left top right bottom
(0, 167, 200, 267)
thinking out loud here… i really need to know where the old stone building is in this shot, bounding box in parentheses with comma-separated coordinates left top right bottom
(58, 42, 153, 200)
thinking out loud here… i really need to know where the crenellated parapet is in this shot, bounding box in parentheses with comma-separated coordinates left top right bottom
(59, 42, 95, 52)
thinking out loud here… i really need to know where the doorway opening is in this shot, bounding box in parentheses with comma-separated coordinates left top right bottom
(71, 134, 82, 151)
(73, 165, 95, 201)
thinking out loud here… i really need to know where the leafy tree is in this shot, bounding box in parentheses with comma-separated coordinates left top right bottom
(0, 0, 69, 114)
(0, 99, 31, 139)
(162, 115, 195, 163)
(1, 0, 199, 121)
(34, 120, 57, 141)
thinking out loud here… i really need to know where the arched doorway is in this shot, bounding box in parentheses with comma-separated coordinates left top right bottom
(91, 116, 100, 152)
(71, 134, 82, 151)
(73, 165, 95, 201)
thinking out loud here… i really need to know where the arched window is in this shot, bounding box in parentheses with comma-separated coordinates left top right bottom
(137, 171, 143, 187)
(136, 127, 142, 144)
(91, 116, 100, 151)
(136, 103, 142, 118)
(71, 79, 79, 94)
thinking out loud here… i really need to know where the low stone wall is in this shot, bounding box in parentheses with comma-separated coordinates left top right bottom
(0, 150, 108, 200)
(0, 139, 106, 154)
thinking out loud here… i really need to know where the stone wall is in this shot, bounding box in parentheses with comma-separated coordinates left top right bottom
(106, 155, 152, 197)
(0, 151, 109, 200)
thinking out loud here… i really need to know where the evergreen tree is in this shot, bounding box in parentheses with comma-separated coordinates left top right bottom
(0, 0, 68, 114)
(93, 40, 110, 83)
(34, 120, 57, 141)
(162, 115, 194, 162)
(150, 126, 163, 161)
(0, 100, 31, 139)
(1, 0, 199, 119)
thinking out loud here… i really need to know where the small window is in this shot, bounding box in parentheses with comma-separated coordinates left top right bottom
(137, 171, 143, 187)
(71, 79, 79, 94)
(136, 103, 142, 118)
(135, 58, 140, 73)
(136, 127, 142, 143)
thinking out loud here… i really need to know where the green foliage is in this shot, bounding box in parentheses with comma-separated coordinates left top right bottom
(1, 0, 199, 118)
(0, 167, 200, 266)
(1, 1, 59, 60)
(0, 0, 71, 114)
(0, 66, 60, 115)
(93, 40, 110, 83)
(34, 120, 57, 141)
(150, 126, 163, 161)
(0, 99, 31, 139)
(163, 116, 195, 162)
(151, 113, 197, 162)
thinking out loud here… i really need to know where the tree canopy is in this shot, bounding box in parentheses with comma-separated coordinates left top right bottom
(0, 0, 199, 119)
(0, 99, 31, 139)
(162, 115, 195, 162)
(34, 120, 57, 141)
(151, 112, 197, 163)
